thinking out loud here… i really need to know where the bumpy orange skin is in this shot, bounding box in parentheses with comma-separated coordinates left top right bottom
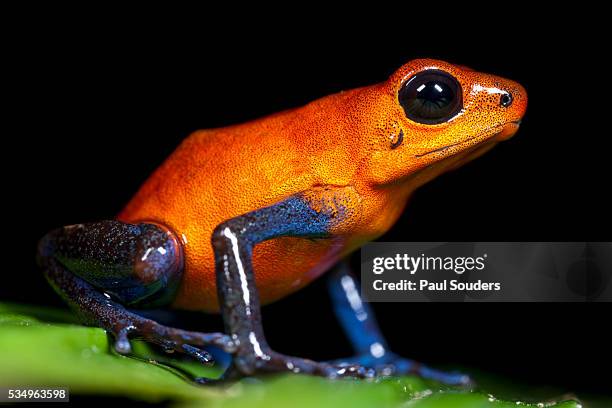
(118, 59, 527, 312)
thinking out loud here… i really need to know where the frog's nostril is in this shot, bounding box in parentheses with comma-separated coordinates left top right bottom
(500, 93, 513, 108)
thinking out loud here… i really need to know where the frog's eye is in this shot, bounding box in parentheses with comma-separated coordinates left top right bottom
(398, 70, 463, 125)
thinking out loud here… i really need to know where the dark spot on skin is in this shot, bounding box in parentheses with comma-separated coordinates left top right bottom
(391, 130, 404, 149)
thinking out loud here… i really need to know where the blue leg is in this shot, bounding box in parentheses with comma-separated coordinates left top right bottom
(38, 221, 235, 369)
(328, 262, 472, 385)
(212, 193, 375, 379)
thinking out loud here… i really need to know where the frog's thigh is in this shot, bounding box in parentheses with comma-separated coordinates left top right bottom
(38, 220, 235, 371)
(38, 220, 183, 307)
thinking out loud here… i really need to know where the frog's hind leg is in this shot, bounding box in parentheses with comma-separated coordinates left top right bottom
(327, 262, 472, 386)
(37, 221, 236, 367)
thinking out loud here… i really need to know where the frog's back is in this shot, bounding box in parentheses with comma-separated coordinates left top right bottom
(118, 87, 375, 312)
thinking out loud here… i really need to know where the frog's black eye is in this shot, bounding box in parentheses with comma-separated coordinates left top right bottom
(500, 92, 513, 107)
(398, 70, 463, 125)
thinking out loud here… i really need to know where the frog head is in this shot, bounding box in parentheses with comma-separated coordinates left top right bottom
(364, 59, 527, 187)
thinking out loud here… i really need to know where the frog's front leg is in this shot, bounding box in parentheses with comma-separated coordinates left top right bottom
(327, 262, 472, 385)
(212, 193, 375, 379)
(37, 221, 236, 366)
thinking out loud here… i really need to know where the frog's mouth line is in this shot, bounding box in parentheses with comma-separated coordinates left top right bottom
(414, 121, 520, 158)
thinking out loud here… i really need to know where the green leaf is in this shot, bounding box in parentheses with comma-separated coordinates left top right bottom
(0, 303, 219, 402)
(183, 375, 582, 408)
(0, 302, 594, 407)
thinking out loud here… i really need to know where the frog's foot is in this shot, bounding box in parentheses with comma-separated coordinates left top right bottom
(109, 318, 237, 366)
(232, 350, 375, 380)
(328, 353, 471, 385)
(327, 264, 472, 386)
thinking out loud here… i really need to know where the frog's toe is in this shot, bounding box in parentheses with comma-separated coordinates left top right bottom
(324, 362, 377, 379)
(175, 344, 215, 365)
(235, 350, 376, 379)
(329, 354, 472, 386)
(383, 358, 472, 386)
(112, 326, 134, 354)
(109, 321, 239, 367)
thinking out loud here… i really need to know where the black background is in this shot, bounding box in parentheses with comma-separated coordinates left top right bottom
(4, 10, 610, 398)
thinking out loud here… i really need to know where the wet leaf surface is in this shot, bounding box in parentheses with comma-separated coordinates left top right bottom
(0, 303, 600, 407)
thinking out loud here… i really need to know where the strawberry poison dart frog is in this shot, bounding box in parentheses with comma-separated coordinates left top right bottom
(38, 59, 527, 384)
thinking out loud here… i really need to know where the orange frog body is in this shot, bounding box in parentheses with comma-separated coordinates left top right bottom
(119, 58, 526, 312)
(39, 59, 526, 382)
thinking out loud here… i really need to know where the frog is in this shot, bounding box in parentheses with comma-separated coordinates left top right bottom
(37, 58, 527, 384)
